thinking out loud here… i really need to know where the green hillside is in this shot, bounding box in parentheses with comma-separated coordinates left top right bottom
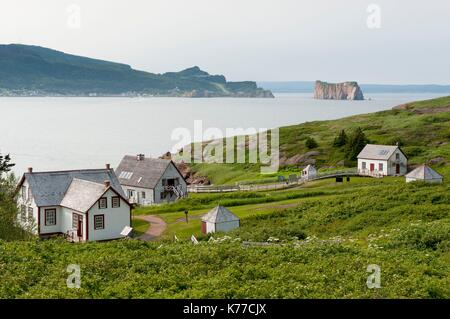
(188, 96, 450, 185)
(0, 44, 273, 97)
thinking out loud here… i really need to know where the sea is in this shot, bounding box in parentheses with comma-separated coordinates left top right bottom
(1, 93, 448, 175)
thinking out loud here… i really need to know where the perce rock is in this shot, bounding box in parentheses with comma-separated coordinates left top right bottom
(314, 81, 364, 100)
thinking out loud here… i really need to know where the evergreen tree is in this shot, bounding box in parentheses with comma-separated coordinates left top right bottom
(0, 153, 15, 174)
(333, 129, 348, 147)
(344, 127, 368, 162)
(305, 137, 318, 149)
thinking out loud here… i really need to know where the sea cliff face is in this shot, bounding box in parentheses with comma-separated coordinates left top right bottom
(314, 81, 364, 100)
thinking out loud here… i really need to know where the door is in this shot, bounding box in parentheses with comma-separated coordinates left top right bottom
(370, 163, 375, 172)
(201, 221, 207, 234)
(396, 164, 400, 175)
(77, 219, 83, 237)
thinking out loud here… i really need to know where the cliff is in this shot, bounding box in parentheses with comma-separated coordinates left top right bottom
(314, 81, 364, 100)
(0, 44, 274, 98)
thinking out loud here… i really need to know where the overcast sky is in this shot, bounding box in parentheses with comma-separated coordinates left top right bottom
(1, 0, 449, 84)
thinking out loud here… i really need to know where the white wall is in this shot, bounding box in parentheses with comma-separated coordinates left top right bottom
(39, 206, 62, 235)
(406, 177, 442, 184)
(358, 159, 388, 175)
(16, 178, 38, 234)
(87, 189, 131, 241)
(153, 163, 188, 204)
(121, 184, 154, 205)
(216, 221, 240, 233)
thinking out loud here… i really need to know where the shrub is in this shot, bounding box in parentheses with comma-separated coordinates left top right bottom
(305, 137, 318, 149)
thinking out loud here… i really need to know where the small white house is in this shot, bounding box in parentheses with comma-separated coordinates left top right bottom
(201, 206, 240, 234)
(357, 144, 408, 177)
(116, 154, 187, 205)
(405, 165, 443, 183)
(301, 165, 317, 180)
(16, 165, 131, 242)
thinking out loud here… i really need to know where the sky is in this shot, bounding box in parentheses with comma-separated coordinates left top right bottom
(0, 0, 449, 84)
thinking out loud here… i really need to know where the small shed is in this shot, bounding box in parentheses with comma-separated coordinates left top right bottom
(301, 165, 317, 180)
(201, 206, 240, 234)
(405, 165, 443, 184)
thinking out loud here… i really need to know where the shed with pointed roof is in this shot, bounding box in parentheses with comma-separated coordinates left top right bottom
(201, 206, 240, 234)
(405, 165, 443, 183)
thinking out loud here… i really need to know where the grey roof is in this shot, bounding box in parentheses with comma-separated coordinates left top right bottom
(60, 179, 109, 212)
(357, 144, 399, 160)
(23, 169, 124, 207)
(201, 206, 240, 223)
(405, 165, 443, 180)
(115, 155, 175, 189)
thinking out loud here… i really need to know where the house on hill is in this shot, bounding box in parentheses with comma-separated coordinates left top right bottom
(357, 144, 407, 176)
(115, 154, 187, 205)
(405, 165, 443, 183)
(301, 165, 317, 180)
(16, 165, 131, 242)
(201, 206, 240, 234)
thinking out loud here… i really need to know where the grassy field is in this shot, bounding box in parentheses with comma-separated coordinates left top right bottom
(0, 174, 449, 298)
(189, 95, 450, 185)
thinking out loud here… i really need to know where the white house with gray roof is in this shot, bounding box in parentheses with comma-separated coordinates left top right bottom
(16, 165, 131, 242)
(115, 154, 187, 205)
(357, 144, 408, 177)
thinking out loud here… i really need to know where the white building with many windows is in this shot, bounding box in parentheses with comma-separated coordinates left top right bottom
(16, 165, 131, 242)
(115, 154, 187, 205)
(357, 144, 408, 177)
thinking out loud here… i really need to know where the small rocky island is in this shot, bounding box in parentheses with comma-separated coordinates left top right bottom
(314, 80, 364, 100)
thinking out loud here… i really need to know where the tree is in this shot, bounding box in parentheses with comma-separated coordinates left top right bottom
(305, 137, 318, 149)
(344, 127, 368, 162)
(333, 129, 348, 147)
(0, 153, 15, 174)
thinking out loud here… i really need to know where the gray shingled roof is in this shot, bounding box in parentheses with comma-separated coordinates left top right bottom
(60, 179, 109, 212)
(24, 169, 124, 207)
(405, 165, 443, 180)
(115, 155, 173, 189)
(201, 206, 240, 223)
(357, 144, 399, 160)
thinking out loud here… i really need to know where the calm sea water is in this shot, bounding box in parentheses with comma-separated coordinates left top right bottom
(0, 93, 447, 175)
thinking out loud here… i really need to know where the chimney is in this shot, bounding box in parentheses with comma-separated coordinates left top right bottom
(137, 154, 145, 161)
(106, 163, 111, 170)
(28, 167, 33, 173)
(104, 180, 111, 188)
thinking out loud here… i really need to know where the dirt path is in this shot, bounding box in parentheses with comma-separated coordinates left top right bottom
(133, 215, 167, 241)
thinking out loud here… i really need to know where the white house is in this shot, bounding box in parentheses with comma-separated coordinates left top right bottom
(116, 154, 187, 205)
(405, 165, 443, 183)
(357, 144, 408, 177)
(16, 165, 131, 242)
(301, 165, 317, 180)
(201, 206, 240, 234)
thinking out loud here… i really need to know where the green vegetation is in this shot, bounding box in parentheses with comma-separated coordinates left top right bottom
(1, 174, 449, 298)
(131, 219, 150, 237)
(305, 137, 318, 149)
(190, 96, 450, 185)
(0, 44, 272, 97)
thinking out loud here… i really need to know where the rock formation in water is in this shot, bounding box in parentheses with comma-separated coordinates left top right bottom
(314, 81, 364, 100)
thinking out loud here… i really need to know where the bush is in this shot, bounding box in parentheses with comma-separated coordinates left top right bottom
(305, 137, 318, 149)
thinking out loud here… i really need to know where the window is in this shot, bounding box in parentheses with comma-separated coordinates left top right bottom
(362, 162, 366, 170)
(72, 213, 83, 229)
(141, 191, 146, 199)
(119, 171, 133, 179)
(27, 207, 33, 222)
(127, 189, 135, 198)
(20, 205, 26, 222)
(21, 186, 26, 200)
(112, 196, 120, 208)
(396, 153, 400, 160)
(94, 215, 104, 230)
(28, 187, 32, 201)
(45, 209, 56, 226)
(98, 197, 107, 209)
(379, 163, 383, 171)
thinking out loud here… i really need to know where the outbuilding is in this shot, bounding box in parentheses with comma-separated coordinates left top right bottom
(301, 164, 317, 180)
(405, 165, 443, 183)
(201, 206, 240, 234)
